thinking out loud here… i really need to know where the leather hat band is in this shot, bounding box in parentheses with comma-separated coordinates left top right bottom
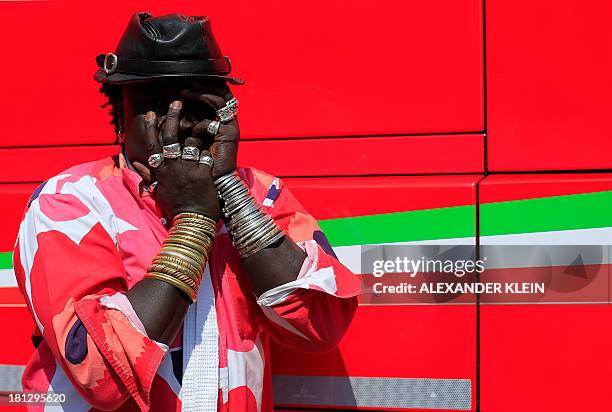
(97, 53, 232, 76)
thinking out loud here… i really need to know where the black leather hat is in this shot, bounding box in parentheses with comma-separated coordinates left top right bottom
(94, 12, 244, 85)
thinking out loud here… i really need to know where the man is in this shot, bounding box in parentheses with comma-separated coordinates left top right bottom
(13, 12, 361, 412)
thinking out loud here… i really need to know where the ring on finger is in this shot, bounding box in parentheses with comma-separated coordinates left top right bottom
(226, 97, 239, 113)
(148, 153, 164, 168)
(216, 106, 235, 123)
(199, 153, 214, 167)
(182, 146, 200, 161)
(163, 143, 182, 158)
(206, 120, 221, 136)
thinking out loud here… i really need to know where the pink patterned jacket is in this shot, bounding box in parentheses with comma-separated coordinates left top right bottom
(13, 153, 361, 411)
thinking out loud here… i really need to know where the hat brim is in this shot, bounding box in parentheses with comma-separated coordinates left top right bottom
(94, 69, 245, 85)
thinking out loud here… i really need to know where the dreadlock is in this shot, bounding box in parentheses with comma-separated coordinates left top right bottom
(99, 83, 124, 144)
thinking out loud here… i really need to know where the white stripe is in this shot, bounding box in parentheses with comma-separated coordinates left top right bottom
(226, 338, 265, 412)
(333, 246, 362, 274)
(44, 360, 90, 411)
(18, 174, 73, 333)
(156, 353, 182, 397)
(0, 269, 17, 288)
(332, 237, 475, 275)
(19, 200, 45, 332)
(481, 227, 612, 245)
(181, 264, 218, 411)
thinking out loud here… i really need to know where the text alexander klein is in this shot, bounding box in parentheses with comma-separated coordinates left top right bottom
(373, 282, 545, 295)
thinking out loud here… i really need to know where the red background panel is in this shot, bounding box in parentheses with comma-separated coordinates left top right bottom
(0, 308, 34, 365)
(479, 173, 612, 204)
(479, 174, 612, 411)
(0, 146, 119, 183)
(239, 135, 484, 177)
(0, 135, 483, 185)
(480, 306, 612, 412)
(271, 305, 477, 380)
(0, 184, 38, 251)
(272, 176, 480, 410)
(0, 186, 38, 368)
(285, 175, 481, 220)
(0, 0, 483, 147)
(487, 0, 612, 171)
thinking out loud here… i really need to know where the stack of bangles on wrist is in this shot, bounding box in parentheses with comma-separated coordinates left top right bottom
(145, 212, 217, 303)
(214, 171, 285, 259)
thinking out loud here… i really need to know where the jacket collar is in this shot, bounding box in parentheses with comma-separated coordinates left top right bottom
(117, 150, 155, 198)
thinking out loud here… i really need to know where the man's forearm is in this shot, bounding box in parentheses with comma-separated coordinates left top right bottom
(125, 232, 305, 344)
(242, 236, 307, 297)
(125, 212, 217, 346)
(126, 278, 189, 345)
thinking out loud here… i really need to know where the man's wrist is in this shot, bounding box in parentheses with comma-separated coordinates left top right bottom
(214, 171, 284, 259)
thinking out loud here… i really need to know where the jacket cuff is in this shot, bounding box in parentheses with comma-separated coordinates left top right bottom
(257, 240, 339, 306)
(100, 292, 170, 352)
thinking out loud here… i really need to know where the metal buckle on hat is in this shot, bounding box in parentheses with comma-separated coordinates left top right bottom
(103, 53, 118, 74)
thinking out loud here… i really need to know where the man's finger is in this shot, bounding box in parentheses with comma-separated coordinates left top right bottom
(192, 119, 238, 142)
(157, 115, 167, 132)
(180, 117, 196, 134)
(143, 111, 163, 156)
(183, 136, 203, 150)
(192, 119, 213, 139)
(162, 100, 182, 146)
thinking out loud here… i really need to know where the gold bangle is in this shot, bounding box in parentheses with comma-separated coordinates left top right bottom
(150, 257, 203, 281)
(148, 266, 199, 290)
(173, 216, 217, 229)
(157, 249, 205, 273)
(174, 216, 217, 226)
(173, 211, 217, 223)
(146, 272, 197, 303)
(168, 271, 200, 289)
(167, 231, 212, 248)
(165, 235, 210, 256)
(163, 244, 207, 266)
(173, 223, 217, 239)
(169, 228, 215, 245)
(156, 250, 204, 272)
(149, 260, 200, 282)
(173, 213, 217, 227)
(165, 236, 212, 258)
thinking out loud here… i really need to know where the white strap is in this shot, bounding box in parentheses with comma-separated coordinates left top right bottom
(180, 264, 219, 411)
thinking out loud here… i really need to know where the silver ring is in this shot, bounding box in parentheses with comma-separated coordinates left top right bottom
(162, 143, 181, 158)
(182, 146, 200, 161)
(226, 97, 239, 113)
(216, 106, 235, 123)
(148, 153, 164, 168)
(199, 154, 214, 168)
(206, 120, 221, 136)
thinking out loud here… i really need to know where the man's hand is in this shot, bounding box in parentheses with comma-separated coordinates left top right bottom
(180, 83, 239, 178)
(143, 100, 220, 221)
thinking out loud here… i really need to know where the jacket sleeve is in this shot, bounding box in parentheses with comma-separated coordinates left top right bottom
(12, 175, 166, 411)
(238, 168, 362, 353)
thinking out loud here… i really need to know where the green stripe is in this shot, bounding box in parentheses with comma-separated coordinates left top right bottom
(481, 190, 612, 236)
(319, 205, 475, 247)
(0, 252, 13, 270)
